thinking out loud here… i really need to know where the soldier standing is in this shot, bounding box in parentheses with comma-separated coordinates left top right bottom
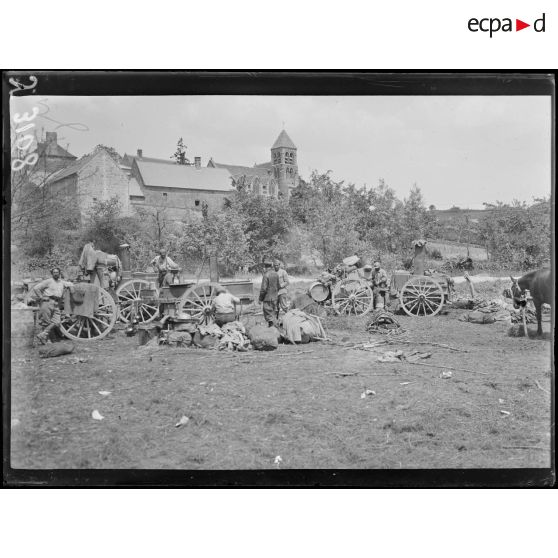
(259, 259, 280, 327)
(371, 260, 389, 309)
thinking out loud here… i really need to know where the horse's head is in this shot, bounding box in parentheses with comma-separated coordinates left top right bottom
(509, 276, 525, 308)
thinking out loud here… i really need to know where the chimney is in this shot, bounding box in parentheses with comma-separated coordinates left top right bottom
(194, 156, 201, 169)
(45, 131, 57, 144)
(137, 149, 143, 158)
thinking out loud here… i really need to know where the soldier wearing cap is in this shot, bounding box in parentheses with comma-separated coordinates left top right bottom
(259, 259, 280, 326)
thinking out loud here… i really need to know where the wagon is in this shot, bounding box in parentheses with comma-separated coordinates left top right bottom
(389, 240, 454, 317)
(158, 279, 255, 325)
(58, 281, 118, 341)
(55, 277, 254, 341)
(308, 258, 375, 317)
(390, 271, 453, 317)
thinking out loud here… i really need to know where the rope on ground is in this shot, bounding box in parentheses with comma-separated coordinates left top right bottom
(387, 339, 468, 353)
(403, 361, 488, 375)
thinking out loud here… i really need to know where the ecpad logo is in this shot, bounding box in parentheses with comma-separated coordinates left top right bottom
(468, 13, 546, 37)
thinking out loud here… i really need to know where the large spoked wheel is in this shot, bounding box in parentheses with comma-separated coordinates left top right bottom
(59, 287, 117, 340)
(399, 276, 444, 317)
(116, 279, 159, 324)
(177, 282, 221, 325)
(331, 278, 374, 316)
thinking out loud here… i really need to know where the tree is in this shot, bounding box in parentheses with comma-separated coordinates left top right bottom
(228, 189, 293, 264)
(478, 199, 551, 268)
(172, 137, 190, 165)
(179, 208, 249, 273)
(298, 172, 362, 267)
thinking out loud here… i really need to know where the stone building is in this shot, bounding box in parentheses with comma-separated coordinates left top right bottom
(127, 153, 234, 219)
(46, 145, 140, 219)
(33, 128, 298, 223)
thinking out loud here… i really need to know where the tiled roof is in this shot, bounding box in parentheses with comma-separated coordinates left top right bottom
(123, 153, 176, 167)
(271, 129, 296, 150)
(210, 162, 271, 179)
(135, 160, 234, 192)
(47, 151, 96, 182)
(254, 161, 273, 169)
(37, 141, 77, 160)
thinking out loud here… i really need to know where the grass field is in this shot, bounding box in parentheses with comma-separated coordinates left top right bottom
(428, 241, 489, 261)
(10, 283, 552, 471)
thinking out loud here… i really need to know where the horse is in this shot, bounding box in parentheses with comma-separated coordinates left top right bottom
(509, 268, 552, 336)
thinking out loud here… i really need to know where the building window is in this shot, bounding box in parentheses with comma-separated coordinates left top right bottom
(162, 192, 167, 199)
(262, 183, 268, 196)
(195, 200, 200, 207)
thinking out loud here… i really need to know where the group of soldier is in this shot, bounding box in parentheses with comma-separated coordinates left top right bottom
(25, 244, 387, 343)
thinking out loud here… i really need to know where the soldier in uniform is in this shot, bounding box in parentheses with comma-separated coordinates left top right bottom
(150, 248, 179, 287)
(259, 259, 280, 327)
(370, 260, 389, 309)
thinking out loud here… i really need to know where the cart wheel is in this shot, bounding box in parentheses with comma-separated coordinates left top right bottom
(116, 279, 159, 324)
(59, 287, 117, 340)
(177, 282, 221, 325)
(399, 276, 444, 317)
(331, 278, 374, 316)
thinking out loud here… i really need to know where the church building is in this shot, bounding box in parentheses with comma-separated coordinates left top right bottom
(207, 129, 299, 198)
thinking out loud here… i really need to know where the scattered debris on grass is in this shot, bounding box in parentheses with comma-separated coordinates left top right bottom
(361, 389, 376, 398)
(98, 391, 111, 396)
(274, 455, 283, 466)
(175, 415, 190, 427)
(440, 371, 452, 379)
(91, 410, 104, 421)
(500, 410, 511, 416)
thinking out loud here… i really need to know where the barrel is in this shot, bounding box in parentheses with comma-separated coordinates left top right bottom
(11, 307, 36, 349)
(308, 281, 330, 302)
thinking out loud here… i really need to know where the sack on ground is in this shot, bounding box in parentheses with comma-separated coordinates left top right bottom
(246, 325, 279, 351)
(458, 310, 496, 324)
(39, 342, 75, 358)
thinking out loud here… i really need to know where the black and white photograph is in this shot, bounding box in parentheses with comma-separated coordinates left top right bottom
(3, 72, 554, 484)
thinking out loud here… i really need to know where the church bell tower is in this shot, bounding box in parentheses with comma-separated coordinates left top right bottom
(271, 129, 298, 198)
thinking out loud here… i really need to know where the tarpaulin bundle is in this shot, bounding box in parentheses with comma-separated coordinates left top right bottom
(281, 309, 326, 344)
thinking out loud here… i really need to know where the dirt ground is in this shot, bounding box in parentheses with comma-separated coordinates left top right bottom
(10, 279, 553, 471)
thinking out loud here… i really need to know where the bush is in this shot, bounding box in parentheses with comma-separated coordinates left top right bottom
(22, 245, 75, 276)
(428, 248, 443, 260)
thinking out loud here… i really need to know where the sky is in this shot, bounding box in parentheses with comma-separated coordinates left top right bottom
(10, 95, 552, 209)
